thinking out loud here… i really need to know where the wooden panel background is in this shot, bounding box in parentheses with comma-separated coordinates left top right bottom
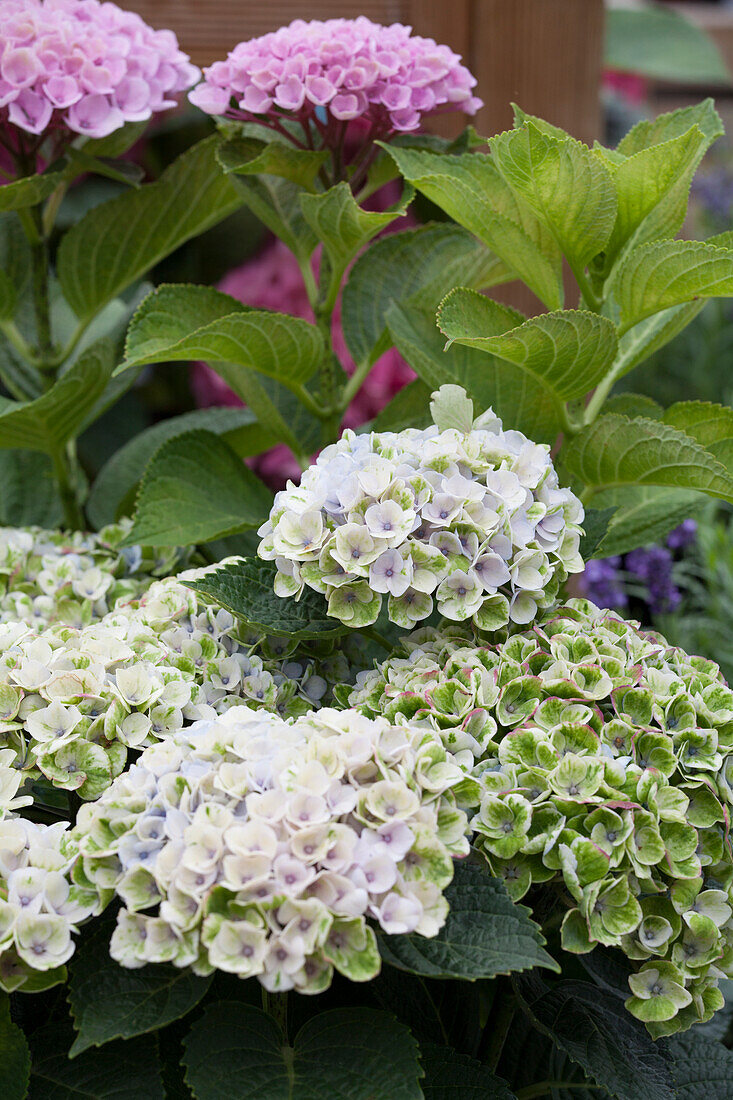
(126, 0, 604, 143)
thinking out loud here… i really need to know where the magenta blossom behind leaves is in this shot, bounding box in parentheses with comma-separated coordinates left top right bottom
(0, 0, 199, 146)
(189, 17, 481, 136)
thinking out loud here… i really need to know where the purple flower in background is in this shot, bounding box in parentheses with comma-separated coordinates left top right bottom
(0, 0, 198, 155)
(189, 18, 482, 139)
(626, 545, 681, 614)
(580, 557, 628, 609)
(666, 518, 697, 551)
(692, 169, 733, 228)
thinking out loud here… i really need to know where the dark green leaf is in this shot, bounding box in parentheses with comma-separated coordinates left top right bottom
(419, 1042, 514, 1099)
(0, 171, 65, 212)
(379, 860, 558, 980)
(28, 1025, 164, 1099)
(121, 285, 322, 390)
(579, 507, 617, 559)
(369, 379, 433, 432)
(342, 223, 509, 367)
(516, 978, 674, 1100)
(186, 557, 347, 641)
(594, 486, 710, 557)
(0, 336, 116, 453)
(0, 993, 31, 1100)
(668, 1031, 733, 1099)
(68, 919, 213, 1055)
(126, 431, 272, 547)
(58, 136, 242, 322)
(87, 407, 268, 529)
(0, 450, 62, 527)
(183, 1004, 423, 1100)
(603, 393, 664, 420)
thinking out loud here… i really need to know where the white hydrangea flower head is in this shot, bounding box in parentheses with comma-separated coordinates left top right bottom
(0, 818, 99, 992)
(349, 598, 733, 1037)
(73, 706, 469, 993)
(258, 386, 584, 631)
(0, 520, 189, 631)
(0, 569, 365, 805)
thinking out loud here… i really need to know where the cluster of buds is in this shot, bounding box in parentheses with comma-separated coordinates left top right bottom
(0, 521, 188, 631)
(189, 17, 481, 138)
(0, 818, 98, 992)
(258, 388, 584, 631)
(1, 0, 198, 145)
(0, 571, 355, 803)
(73, 707, 469, 993)
(350, 599, 733, 1035)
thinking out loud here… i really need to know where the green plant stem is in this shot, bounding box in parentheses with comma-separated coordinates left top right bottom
(293, 382, 331, 420)
(26, 204, 55, 368)
(52, 445, 85, 530)
(573, 266, 602, 313)
(483, 991, 516, 1072)
(517, 1083, 603, 1099)
(363, 626, 393, 652)
(340, 355, 373, 410)
(261, 989, 289, 1038)
(579, 486, 595, 506)
(0, 320, 39, 369)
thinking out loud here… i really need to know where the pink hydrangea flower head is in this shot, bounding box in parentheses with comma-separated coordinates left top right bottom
(0, 0, 199, 151)
(189, 17, 482, 137)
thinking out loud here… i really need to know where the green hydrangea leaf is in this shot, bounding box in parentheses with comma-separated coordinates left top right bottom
(0, 171, 65, 212)
(379, 859, 559, 979)
(516, 977, 674, 1100)
(578, 507, 617, 559)
(0, 994, 31, 1100)
(438, 290, 618, 401)
(87, 406, 271, 529)
(381, 144, 564, 309)
(119, 284, 323, 390)
(342, 223, 509, 368)
(300, 180, 414, 277)
(386, 300, 559, 443)
(185, 557, 348, 641)
(663, 401, 733, 469)
(0, 450, 62, 527)
(28, 1025, 164, 1099)
(591, 485, 710, 557)
(667, 1030, 733, 1099)
(617, 100, 723, 158)
(605, 8, 730, 84)
(563, 414, 733, 504)
(613, 240, 733, 334)
(218, 135, 329, 191)
(58, 136, 242, 322)
(68, 919, 212, 1055)
(419, 1042, 514, 1099)
(182, 1004, 423, 1100)
(489, 122, 617, 274)
(125, 430, 272, 547)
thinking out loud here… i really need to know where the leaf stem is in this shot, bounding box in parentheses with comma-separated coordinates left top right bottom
(261, 989, 289, 1039)
(26, 204, 56, 366)
(363, 626, 393, 652)
(572, 266, 602, 313)
(52, 444, 85, 530)
(340, 356, 374, 411)
(482, 990, 516, 1072)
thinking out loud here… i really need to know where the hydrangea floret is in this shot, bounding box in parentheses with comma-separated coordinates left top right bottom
(0, 0, 199, 148)
(349, 598, 733, 1034)
(258, 386, 584, 632)
(0, 569, 357, 803)
(189, 17, 481, 138)
(72, 706, 469, 993)
(0, 818, 98, 992)
(0, 521, 188, 631)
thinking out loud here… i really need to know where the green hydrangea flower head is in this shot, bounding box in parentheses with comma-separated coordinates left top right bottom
(349, 598, 733, 1035)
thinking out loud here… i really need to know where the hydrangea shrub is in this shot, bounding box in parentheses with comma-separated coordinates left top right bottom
(350, 599, 733, 1034)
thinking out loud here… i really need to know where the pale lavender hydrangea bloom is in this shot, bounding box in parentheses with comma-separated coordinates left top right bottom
(73, 707, 469, 993)
(189, 17, 481, 135)
(0, 0, 199, 143)
(258, 388, 585, 631)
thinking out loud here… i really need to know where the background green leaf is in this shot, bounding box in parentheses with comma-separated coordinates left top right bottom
(0, 993, 31, 1100)
(126, 430, 272, 547)
(605, 6, 730, 84)
(419, 1042, 514, 1100)
(28, 1025, 164, 1100)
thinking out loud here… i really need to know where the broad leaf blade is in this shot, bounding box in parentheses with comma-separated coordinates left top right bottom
(438, 290, 617, 401)
(664, 401, 733, 468)
(387, 301, 559, 443)
(121, 285, 323, 389)
(183, 1004, 423, 1100)
(87, 407, 270, 529)
(613, 240, 733, 334)
(0, 171, 65, 212)
(300, 181, 413, 276)
(489, 123, 617, 272)
(594, 486, 710, 557)
(218, 135, 329, 190)
(618, 99, 723, 158)
(1, 994, 30, 1100)
(605, 7, 730, 84)
(383, 145, 564, 309)
(563, 414, 733, 503)
(668, 1030, 733, 1099)
(186, 557, 347, 641)
(68, 920, 212, 1056)
(419, 1043, 514, 1100)
(342, 223, 508, 367)
(379, 860, 558, 979)
(28, 1026, 164, 1100)
(0, 450, 62, 527)
(126, 431, 272, 547)
(58, 136, 242, 322)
